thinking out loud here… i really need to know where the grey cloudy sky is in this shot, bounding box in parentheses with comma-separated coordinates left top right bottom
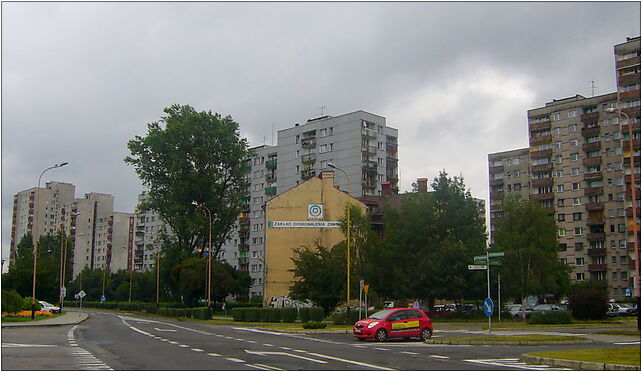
(2, 1, 640, 261)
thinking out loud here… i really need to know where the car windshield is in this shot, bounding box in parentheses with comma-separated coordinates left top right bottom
(40, 301, 53, 307)
(368, 309, 394, 320)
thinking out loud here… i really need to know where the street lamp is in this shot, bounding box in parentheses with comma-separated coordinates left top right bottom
(32, 162, 68, 319)
(606, 108, 640, 317)
(193, 201, 213, 307)
(327, 162, 352, 312)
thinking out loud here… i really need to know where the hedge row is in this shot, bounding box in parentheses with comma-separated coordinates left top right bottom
(527, 310, 573, 324)
(156, 307, 212, 319)
(230, 307, 324, 323)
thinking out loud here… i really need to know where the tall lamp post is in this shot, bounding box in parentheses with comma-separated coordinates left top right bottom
(193, 201, 213, 307)
(606, 107, 640, 329)
(32, 162, 68, 319)
(328, 163, 352, 312)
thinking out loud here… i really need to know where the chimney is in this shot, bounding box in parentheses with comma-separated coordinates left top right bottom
(417, 178, 428, 193)
(320, 171, 335, 186)
(381, 181, 392, 196)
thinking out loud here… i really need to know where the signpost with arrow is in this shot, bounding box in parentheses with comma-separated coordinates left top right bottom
(470, 250, 504, 336)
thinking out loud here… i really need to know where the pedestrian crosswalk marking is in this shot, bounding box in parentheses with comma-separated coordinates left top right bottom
(464, 358, 572, 370)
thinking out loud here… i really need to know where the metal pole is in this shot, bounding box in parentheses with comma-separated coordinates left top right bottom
(59, 231, 65, 308)
(487, 249, 491, 336)
(208, 206, 212, 308)
(498, 274, 501, 323)
(156, 252, 160, 306)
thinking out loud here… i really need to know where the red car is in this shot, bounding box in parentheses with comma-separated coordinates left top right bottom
(353, 308, 433, 341)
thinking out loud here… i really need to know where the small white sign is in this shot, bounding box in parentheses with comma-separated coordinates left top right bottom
(468, 264, 487, 270)
(78, 290, 86, 299)
(269, 221, 340, 228)
(308, 204, 324, 219)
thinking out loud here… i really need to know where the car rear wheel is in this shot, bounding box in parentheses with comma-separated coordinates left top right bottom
(420, 328, 432, 341)
(375, 328, 387, 342)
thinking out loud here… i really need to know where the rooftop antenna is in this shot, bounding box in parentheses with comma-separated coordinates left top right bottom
(262, 136, 266, 146)
(590, 80, 598, 97)
(320, 105, 327, 116)
(271, 123, 275, 146)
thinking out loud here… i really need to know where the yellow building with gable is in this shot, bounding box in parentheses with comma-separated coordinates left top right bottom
(263, 171, 366, 307)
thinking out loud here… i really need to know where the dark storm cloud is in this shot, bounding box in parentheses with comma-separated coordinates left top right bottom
(2, 2, 640, 261)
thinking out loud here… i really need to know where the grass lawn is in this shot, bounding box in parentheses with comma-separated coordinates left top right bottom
(593, 329, 641, 336)
(1, 312, 64, 323)
(489, 319, 634, 329)
(437, 335, 585, 342)
(528, 346, 640, 366)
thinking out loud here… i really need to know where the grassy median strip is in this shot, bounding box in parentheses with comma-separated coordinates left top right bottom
(528, 346, 640, 366)
(1, 313, 64, 323)
(438, 335, 585, 342)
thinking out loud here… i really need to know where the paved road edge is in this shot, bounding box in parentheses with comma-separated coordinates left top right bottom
(520, 354, 640, 371)
(425, 338, 596, 345)
(1, 312, 88, 328)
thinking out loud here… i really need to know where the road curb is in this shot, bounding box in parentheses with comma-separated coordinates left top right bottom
(258, 327, 351, 334)
(425, 338, 595, 345)
(520, 355, 640, 370)
(1, 312, 88, 328)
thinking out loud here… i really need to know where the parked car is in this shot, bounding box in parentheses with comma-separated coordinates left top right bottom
(507, 304, 532, 319)
(353, 308, 433, 342)
(38, 301, 61, 314)
(532, 304, 564, 312)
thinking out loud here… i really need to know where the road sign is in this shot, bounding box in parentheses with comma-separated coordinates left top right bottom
(100, 295, 106, 303)
(483, 298, 494, 317)
(78, 290, 86, 299)
(468, 264, 487, 270)
(60, 286, 67, 298)
(488, 252, 504, 258)
(474, 255, 487, 261)
(363, 284, 370, 295)
(474, 258, 502, 265)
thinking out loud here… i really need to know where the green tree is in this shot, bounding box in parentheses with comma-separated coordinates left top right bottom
(494, 198, 571, 305)
(125, 104, 251, 260)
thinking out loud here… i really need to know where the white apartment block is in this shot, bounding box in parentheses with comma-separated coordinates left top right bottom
(133, 192, 171, 271)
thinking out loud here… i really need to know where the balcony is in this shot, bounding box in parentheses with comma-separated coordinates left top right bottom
(583, 157, 602, 167)
(238, 257, 248, 264)
(239, 228, 249, 238)
(386, 141, 398, 150)
(622, 139, 641, 151)
(240, 203, 250, 212)
(264, 186, 277, 196)
(582, 142, 601, 152)
(361, 179, 377, 189)
(529, 120, 551, 132)
(238, 243, 249, 252)
(386, 156, 398, 165)
(530, 134, 552, 145)
(301, 169, 316, 180)
(616, 56, 641, 69)
(586, 202, 604, 211)
(587, 248, 607, 256)
(584, 187, 603, 196)
(587, 217, 605, 225)
(581, 112, 599, 122)
(532, 192, 554, 200)
(489, 179, 504, 186)
(489, 165, 504, 173)
(581, 126, 600, 137)
(625, 187, 641, 200)
(530, 149, 552, 159)
(265, 173, 276, 183)
(490, 191, 504, 198)
(583, 171, 603, 181)
(531, 163, 553, 173)
(618, 72, 641, 86)
(630, 259, 636, 269)
(619, 89, 641, 100)
(301, 153, 316, 164)
(587, 232, 606, 240)
(362, 160, 378, 170)
(361, 145, 377, 155)
(362, 127, 377, 138)
(588, 263, 608, 271)
(301, 138, 316, 149)
(266, 159, 277, 169)
(238, 217, 250, 225)
(622, 122, 641, 133)
(627, 223, 640, 232)
(623, 155, 641, 167)
(489, 204, 503, 212)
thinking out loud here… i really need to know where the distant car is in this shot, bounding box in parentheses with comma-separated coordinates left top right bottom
(507, 304, 532, 319)
(533, 304, 564, 312)
(38, 301, 60, 314)
(353, 308, 433, 342)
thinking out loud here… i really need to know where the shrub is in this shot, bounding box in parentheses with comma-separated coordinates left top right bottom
(268, 308, 281, 323)
(281, 308, 298, 323)
(245, 307, 261, 322)
(302, 321, 327, 329)
(331, 310, 361, 325)
(231, 308, 246, 321)
(22, 298, 42, 311)
(299, 307, 311, 322)
(527, 311, 572, 324)
(192, 307, 212, 320)
(226, 302, 258, 310)
(569, 284, 608, 320)
(310, 307, 325, 321)
(259, 308, 271, 322)
(2, 290, 24, 314)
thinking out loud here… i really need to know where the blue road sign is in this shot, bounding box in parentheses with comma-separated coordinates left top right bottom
(483, 297, 494, 317)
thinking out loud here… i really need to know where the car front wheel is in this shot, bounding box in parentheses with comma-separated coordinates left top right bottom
(375, 328, 387, 342)
(420, 328, 432, 341)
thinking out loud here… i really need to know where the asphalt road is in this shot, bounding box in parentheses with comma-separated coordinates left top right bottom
(2, 310, 640, 370)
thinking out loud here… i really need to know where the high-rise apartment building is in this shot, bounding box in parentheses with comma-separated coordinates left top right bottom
(488, 37, 640, 299)
(133, 192, 171, 271)
(10, 183, 135, 278)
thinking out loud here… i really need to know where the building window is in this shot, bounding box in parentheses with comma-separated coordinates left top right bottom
(558, 228, 566, 237)
(558, 213, 565, 221)
(573, 212, 582, 221)
(557, 184, 565, 192)
(576, 272, 585, 281)
(621, 272, 628, 280)
(559, 243, 567, 251)
(320, 144, 328, 153)
(571, 168, 580, 176)
(571, 139, 578, 147)
(570, 153, 579, 161)
(558, 199, 565, 206)
(569, 110, 578, 119)
(574, 227, 583, 235)
(295, 135, 300, 144)
(573, 197, 581, 205)
(575, 257, 584, 266)
(575, 242, 584, 251)
(320, 128, 327, 137)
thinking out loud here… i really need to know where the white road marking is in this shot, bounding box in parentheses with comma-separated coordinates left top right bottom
(2, 343, 58, 348)
(179, 344, 190, 348)
(429, 355, 450, 359)
(614, 341, 640, 345)
(226, 358, 246, 363)
(67, 325, 113, 371)
(245, 350, 327, 364)
(253, 364, 284, 371)
(375, 347, 390, 351)
(303, 350, 395, 370)
(191, 348, 204, 352)
(464, 358, 570, 370)
(400, 351, 418, 355)
(263, 343, 275, 347)
(153, 328, 177, 332)
(207, 353, 221, 357)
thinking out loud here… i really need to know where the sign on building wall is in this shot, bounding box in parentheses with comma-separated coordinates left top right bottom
(308, 204, 324, 219)
(268, 221, 340, 228)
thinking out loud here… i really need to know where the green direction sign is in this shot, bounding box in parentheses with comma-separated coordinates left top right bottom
(488, 252, 505, 258)
(473, 257, 502, 265)
(474, 255, 487, 261)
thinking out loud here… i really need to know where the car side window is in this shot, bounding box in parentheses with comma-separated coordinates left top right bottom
(387, 311, 403, 322)
(408, 310, 422, 319)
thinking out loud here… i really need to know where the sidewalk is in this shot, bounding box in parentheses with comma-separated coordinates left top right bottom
(2, 311, 88, 328)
